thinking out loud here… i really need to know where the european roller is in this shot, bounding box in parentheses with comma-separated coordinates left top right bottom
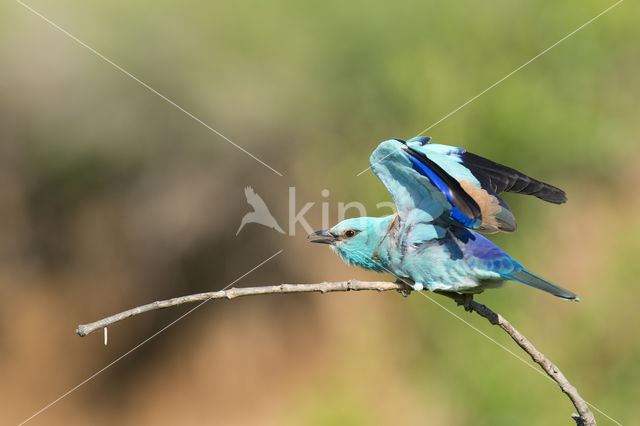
(308, 137, 578, 301)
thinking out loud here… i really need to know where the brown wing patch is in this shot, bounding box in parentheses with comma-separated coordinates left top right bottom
(385, 213, 399, 234)
(459, 180, 503, 233)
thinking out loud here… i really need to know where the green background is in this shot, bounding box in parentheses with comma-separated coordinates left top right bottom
(1, 0, 638, 424)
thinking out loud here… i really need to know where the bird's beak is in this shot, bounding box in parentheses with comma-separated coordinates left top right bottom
(307, 229, 337, 244)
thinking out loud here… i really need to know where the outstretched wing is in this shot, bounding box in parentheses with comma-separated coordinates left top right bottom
(458, 151, 567, 204)
(404, 137, 566, 233)
(406, 137, 566, 203)
(370, 139, 479, 229)
(401, 142, 483, 228)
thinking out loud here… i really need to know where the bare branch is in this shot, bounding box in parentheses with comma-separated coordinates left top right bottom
(76, 281, 402, 337)
(76, 280, 596, 425)
(435, 291, 596, 426)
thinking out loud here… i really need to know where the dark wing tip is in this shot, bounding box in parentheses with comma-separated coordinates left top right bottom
(539, 186, 567, 204)
(461, 152, 568, 205)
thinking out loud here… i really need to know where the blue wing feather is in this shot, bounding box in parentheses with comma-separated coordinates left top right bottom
(371, 138, 566, 235)
(405, 138, 566, 204)
(404, 139, 518, 233)
(401, 144, 483, 228)
(406, 136, 432, 145)
(369, 140, 448, 225)
(404, 152, 480, 228)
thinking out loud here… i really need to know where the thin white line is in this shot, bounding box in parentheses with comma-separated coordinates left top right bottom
(356, 0, 624, 177)
(352, 248, 621, 425)
(416, 291, 546, 376)
(13, 0, 284, 177)
(413, 0, 624, 137)
(18, 249, 284, 426)
(414, 291, 622, 425)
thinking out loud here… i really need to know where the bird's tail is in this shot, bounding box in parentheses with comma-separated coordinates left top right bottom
(505, 269, 579, 301)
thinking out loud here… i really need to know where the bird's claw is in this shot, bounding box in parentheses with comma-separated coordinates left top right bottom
(395, 279, 413, 297)
(456, 294, 474, 312)
(397, 287, 411, 297)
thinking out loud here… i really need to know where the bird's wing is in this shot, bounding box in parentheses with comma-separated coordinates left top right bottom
(460, 151, 567, 204)
(405, 222, 447, 247)
(451, 227, 578, 300)
(404, 137, 566, 233)
(370, 140, 472, 228)
(371, 139, 483, 230)
(406, 137, 566, 203)
(404, 138, 512, 232)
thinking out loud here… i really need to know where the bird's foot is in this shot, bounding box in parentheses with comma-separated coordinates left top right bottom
(395, 278, 414, 298)
(457, 294, 474, 312)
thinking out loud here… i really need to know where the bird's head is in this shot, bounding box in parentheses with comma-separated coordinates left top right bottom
(307, 216, 393, 272)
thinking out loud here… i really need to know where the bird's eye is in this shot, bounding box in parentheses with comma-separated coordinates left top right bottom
(345, 230, 356, 238)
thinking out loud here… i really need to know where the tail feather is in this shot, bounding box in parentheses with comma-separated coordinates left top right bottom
(506, 269, 579, 301)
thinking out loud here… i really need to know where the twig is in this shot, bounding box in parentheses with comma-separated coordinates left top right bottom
(435, 291, 596, 426)
(76, 280, 596, 425)
(76, 281, 401, 337)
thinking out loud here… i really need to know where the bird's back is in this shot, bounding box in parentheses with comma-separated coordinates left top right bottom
(376, 220, 501, 293)
(384, 222, 577, 299)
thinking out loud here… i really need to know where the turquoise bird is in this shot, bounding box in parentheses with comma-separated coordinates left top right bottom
(308, 138, 578, 301)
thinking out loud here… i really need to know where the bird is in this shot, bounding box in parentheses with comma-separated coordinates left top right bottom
(308, 138, 578, 302)
(236, 186, 285, 235)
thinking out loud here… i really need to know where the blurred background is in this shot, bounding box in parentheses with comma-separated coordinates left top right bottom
(1, 0, 638, 424)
